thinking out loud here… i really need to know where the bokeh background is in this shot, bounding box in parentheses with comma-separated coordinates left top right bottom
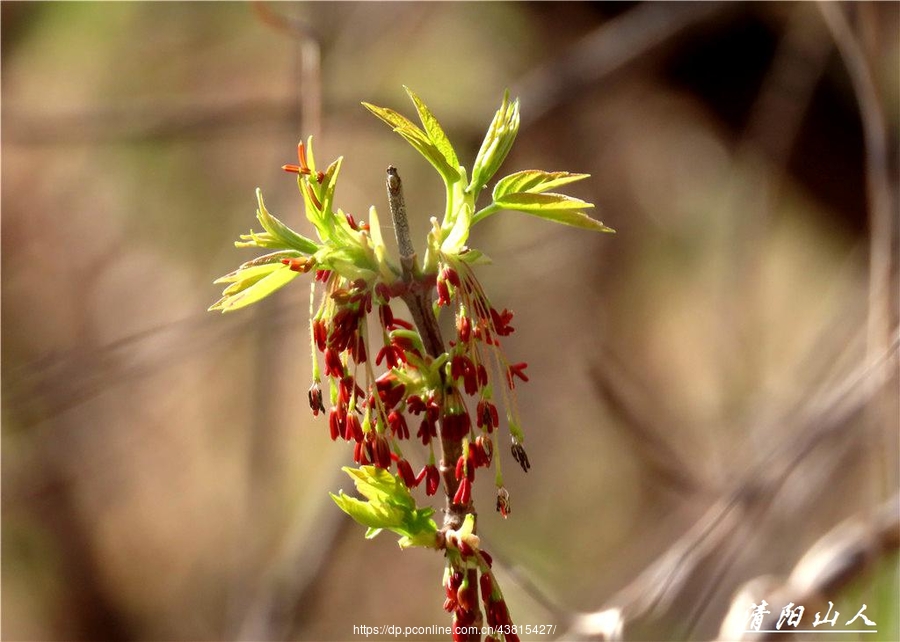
(2, 2, 898, 641)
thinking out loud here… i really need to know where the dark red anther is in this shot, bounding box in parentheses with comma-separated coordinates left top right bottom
(375, 344, 403, 369)
(387, 410, 409, 440)
(476, 364, 488, 388)
(480, 550, 493, 568)
(315, 269, 331, 282)
(373, 434, 391, 469)
(316, 170, 325, 184)
(456, 314, 471, 343)
(338, 376, 353, 405)
(450, 355, 470, 382)
(455, 456, 466, 481)
(378, 304, 394, 329)
(396, 458, 417, 488)
(463, 367, 478, 396)
(328, 407, 342, 441)
(479, 573, 494, 604)
(344, 413, 363, 442)
(312, 319, 327, 352)
(424, 464, 440, 496)
(436, 279, 451, 307)
(323, 347, 344, 378)
(375, 282, 391, 302)
(353, 335, 367, 364)
(406, 395, 425, 414)
(453, 477, 471, 505)
(375, 374, 406, 409)
(444, 266, 461, 288)
(344, 212, 358, 230)
(507, 362, 529, 388)
(416, 417, 437, 445)
(490, 307, 516, 336)
(353, 440, 370, 465)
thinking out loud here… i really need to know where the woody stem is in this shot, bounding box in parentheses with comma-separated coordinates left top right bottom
(386, 167, 471, 532)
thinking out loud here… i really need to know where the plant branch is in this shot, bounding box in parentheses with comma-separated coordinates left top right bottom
(385, 167, 469, 532)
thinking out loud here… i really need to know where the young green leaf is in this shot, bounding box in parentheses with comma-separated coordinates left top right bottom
(493, 170, 589, 201)
(492, 192, 615, 232)
(330, 466, 438, 549)
(362, 102, 458, 184)
(209, 263, 300, 313)
(254, 189, 320, 254)
(468, 91, 520, 198)
(403, 86, 460, 172)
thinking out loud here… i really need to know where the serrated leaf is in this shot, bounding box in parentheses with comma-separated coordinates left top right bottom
(209, 263, 300, 312)
(404, 86, 459, 171)
(331, 492, 404, 531)
(362, 102, 458, 184)
(344, 466, 414, 510)
(255, 189, 320, 254)
(331, 466, 439, 548)
(494, 192, 614, 232)
(493, 170, 589, 201)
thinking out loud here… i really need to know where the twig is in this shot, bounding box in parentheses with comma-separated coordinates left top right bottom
(817, 1, 898, 501)
(384, 167, 468, 531)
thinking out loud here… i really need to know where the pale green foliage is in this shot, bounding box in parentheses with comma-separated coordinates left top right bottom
(211, 89, 612, 316)
(331, 466, 439, 549)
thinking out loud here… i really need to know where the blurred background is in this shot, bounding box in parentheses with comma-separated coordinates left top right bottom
(2, 2, 898, 640)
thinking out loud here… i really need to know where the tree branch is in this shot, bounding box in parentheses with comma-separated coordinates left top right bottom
(385, 167, 469, 532)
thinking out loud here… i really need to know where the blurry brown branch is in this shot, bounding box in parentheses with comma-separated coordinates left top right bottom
(818, 1, 899, 500)
(716, 490, 900, 641)
(566, 331, 899, 640)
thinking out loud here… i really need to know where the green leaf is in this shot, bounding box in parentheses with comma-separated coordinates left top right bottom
(331, 466, 438, 549)
(403, 86, 460, 171)
(362, 102, 458, 184)
(331, 492, 405, 531)
(493, 170, 589, 201)
(255, 189, 320, 254)
(493, 192, 615, 232)
(209, 262, 300, 312)
(468, 91, 520, 198)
